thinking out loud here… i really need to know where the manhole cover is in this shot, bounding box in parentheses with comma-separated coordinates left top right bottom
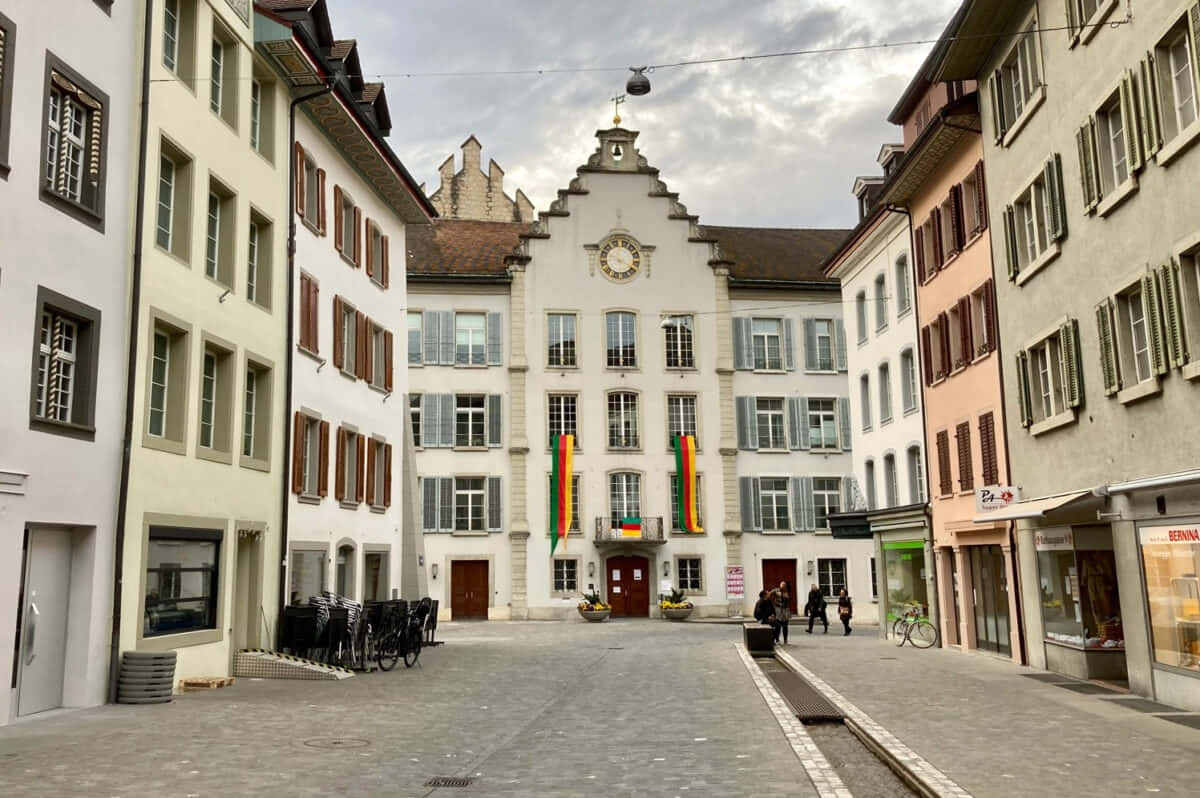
(303, 737, 370, 749)
(425, 776, 474, 787)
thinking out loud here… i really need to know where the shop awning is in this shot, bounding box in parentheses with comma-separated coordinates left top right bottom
(973, 490, 1092, 522)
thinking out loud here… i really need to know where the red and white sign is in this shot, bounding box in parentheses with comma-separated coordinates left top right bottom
(725, 566, 745, 600)
(1139, 526, 1200, 546)
(976, 486, 1019, 513)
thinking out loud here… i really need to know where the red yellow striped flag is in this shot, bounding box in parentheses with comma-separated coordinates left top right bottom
(674, 435, 703, 533)
(549, 434, 574, 554)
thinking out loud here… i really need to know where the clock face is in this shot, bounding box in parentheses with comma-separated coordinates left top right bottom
(599, 237, 641, 281)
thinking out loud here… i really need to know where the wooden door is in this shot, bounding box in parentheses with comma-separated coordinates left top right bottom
(450, 560, 489, 619)
(607, 555, 650, 617)
(762, 559, 798, 614)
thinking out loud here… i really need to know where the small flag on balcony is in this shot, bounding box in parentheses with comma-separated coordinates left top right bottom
(674, 435, 704, 533)
(550, 434, 574, 555)
(620, 517, 643, 537)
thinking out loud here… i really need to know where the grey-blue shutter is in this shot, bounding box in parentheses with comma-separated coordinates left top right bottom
(803, 319, 817, 370)
(735, 396, 757, 450)
(797, 396, 811, 450)
(839, 397, 852, 451)
(834, 320, 848, 371)
(423, 311, 440, 365)
(487, 312, 502, 365)
(486, 476, 502, 531)
(798, 476, 815, 531)
(439, 477, 454, 531)
(739, 477, 761, 531)
(439, 394, 454, 447)
(841, 477, 857, 513)
(733, 317, 753, 369)
(487, 394, 502, 447)
(408, 319, 423, 365)
(421, 393, 437, 448)
(783, 319, 796, 371)
(422, 478, 436, 531)
(440, 311, 455, 365)
(786, 397, 802, 450)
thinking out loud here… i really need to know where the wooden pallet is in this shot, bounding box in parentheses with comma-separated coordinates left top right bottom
(179, 676, 235, 692)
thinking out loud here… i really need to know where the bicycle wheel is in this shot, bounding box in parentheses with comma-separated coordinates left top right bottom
(377, 632, 400, 672)
(892, 616, 906, 638)
(895, 621, 909, 646)
(909, 620, 939, 649)
(403, 630, 422, 668)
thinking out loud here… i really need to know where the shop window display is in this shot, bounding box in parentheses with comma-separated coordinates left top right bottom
(1139, 524, 1200, 673)
(883, 541, 928, 621)
(1036, 529, 1123, 650)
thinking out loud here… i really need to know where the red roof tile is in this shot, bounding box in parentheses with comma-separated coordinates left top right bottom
(406, 219, 529, 277)
(703, 225, 850, 283)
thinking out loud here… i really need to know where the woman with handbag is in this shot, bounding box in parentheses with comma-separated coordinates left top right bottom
(838, 588, 853, 636)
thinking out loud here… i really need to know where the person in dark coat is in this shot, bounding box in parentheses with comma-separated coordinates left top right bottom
(753, 590, 776, 626)
(838, 588, 853, 635)
(805, 584, 828, 634)
(768, 582, 792, 644)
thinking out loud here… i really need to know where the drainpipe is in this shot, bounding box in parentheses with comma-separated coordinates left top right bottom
(108, 0, 156, 705)
(276, 81, 335, 644)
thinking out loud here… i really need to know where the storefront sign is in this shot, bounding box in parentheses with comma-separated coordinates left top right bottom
(1034, 530, 1075, 551)
(725, 566, 745, 600)
(976, 486, 1019, 512)
(1139, 526, 1200, 546)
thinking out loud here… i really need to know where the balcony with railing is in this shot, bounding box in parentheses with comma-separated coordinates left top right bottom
(593, 517, 666, 545)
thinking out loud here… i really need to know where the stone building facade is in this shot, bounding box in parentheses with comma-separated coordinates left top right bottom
(427, 135, 534, 223)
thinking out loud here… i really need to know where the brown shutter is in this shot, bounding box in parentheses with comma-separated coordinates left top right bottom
(332, 296, 344, 370)
(383, 444, 393, 507)
(975, 161, 988, 232)
(316, 169, 327, 235)
(333, 185, 343, 251)
(983, 279, 997, 352)
(355, 436, 365, 503)
(979, 412, 998, 486)
(318, 421, 330, 496)
(308, 278, 320, 354)
(294, 143, 306, 218)
(381, 235, 390, 288)
(363, 317, 374, 384)
(958, 296, 973, 365)
(938, 311, 951, 377)
(948, 186, 963, 255)
(365, 220, 375, 278)
(353, 207, 363, 267)
(956, 421, 974, 491)
(335, 426, 346, 501)
(366, 439, 376, 506)
(356, 311, 367, 379)
(291, 412, 305, 493)
(298, 276, 310, 350)
(384, 331, 394, 392)
(936, 430, 953, 496)
(921, 325, 933, 386)
(931, 208, 945, 269)
(914, 226, 926, 284)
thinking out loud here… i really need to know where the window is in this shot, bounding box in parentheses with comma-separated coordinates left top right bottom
(455, 312, 486, 366)
(336, 427, 362, 504)
(955, 421, 974, 491)
(409, 394, 421, 446)
(895, 255, 912, 315)
(806, 398, 837, 450)
(607, 391, 639, 449)
(677, 558, 702, 592)
(146, 317, 189, 449)
(1111, 284, 1159, 386)
(900, 349, 918, 413)
(335, 186, 360, 264)
(925, 314, 949, 382)
(939, 196, 957, 259)
(289, 547, 326, 604)
(878, 362, 893, 424)
(209, 39, 223, 114)
(303, 154, 320, 223)
(452, 477, 485, 531)
(810, 318, 834, 371)
(860, 375, 872, 431)
(864, 460, 877, 511)
(241, 371, 256, 455)
(367, 222, 386, 287)
(552, 559, 578, 593)
(246, 212, 272, 309)
(759, 477, 790, 531)
(407, 312, 422, 365)
(813, 477, 841, 529)
(870, 557, 878, 600)
(1013, 176, 1052, 268)
(367, 439, 388, 509)
(456, 394, 486, 448)
(664, 314, 695, 368)
(752, 318, 782, 370)
(295, 415, 325, 497)
(666, 394, 698, 448)
(1155, 25, 1199, 143)
(874, 274, 887, 331)
(606, 311, 637, 367)
(962, 171, 982, 238)
(546, 393, 578, 446)
(817, 558, 847, 599)
(197, 341, 233, 458)
(754, 398, 785, 450)
(882, 454, 899, 508)
(249, 80, 261, 150)
(979, 412, 999, 487)
(970, 284, 994, 359)
(163, 0, 180, 72)
(548, 474, 581, 531)
(155, 141, 191, 259)
(547, 312, 577, 367)
(161, 0, 195, 87)
(43, 61, 108, 222)
(209, 25, 237, 127)
(144, 526, 220, 637)
(0, 12, 12, 170)
(298, 273, 319, 354)
(1139, 525, 1200, 674)
(30, 289, 101, 434)
(148, 332, 170, 437)
(205, 179, 234, 287)
(1034, 336, 1065, 421)
(609, 472, 641, 520)
(241, 360, 271, 464)
(199, 351, 217, 448)
(1099, 93, 1129, 193)
(992, 21, 1043, 138)
(35, 313, 77, 424)
(336, 298, 357, 374)
(907, 445, 926, 503)
(669, 474, 703, 531)
(855, 292, 868, 343)
(947, 303, 966, 371)
(246, 221, 260, 303)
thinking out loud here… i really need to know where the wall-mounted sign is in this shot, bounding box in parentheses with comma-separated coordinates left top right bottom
(725, 566, 745, 600)
(1139, 526, 1200, 546)
(1034, 530, 1075, 551)
(976, 486, 1019, 512)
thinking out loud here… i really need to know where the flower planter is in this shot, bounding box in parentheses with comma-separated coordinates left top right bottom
(662, 607, 694, 621)
(578, 608, 611, 622)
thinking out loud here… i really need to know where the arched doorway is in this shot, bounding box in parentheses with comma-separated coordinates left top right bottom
(607, 555, 650, 617)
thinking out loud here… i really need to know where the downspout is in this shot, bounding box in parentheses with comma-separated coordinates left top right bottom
(108, 0, 155, 704)
(277, 82, 334, 642)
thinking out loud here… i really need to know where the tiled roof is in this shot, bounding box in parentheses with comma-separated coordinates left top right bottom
(362, 82, 383, 103)
(256, 0, 316, 11)
(330, 39, 356, 60)
(703, 225, 850, 283)
(406, 219, 529, 277)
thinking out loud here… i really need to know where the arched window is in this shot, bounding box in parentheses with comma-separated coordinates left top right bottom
(907, 445, 926, 504)
(895, 253, 912, 314)
(883, 453, 899, 508)
(855, 291, 868, 343)
(864, 459, 877, 511)
(860, 373, 872, 431)
(875, 273, 888, 331)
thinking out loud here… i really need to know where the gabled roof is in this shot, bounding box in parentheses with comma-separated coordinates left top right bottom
(703, 226, 849, 285)
(406, 220, 530, 278)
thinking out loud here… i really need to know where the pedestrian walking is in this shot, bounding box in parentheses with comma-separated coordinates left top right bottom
(769, 581, 792, 644)
(838, 589, 853, 636)
(805, 584, 828, 634)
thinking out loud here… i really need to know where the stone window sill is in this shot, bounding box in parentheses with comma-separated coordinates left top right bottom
(1097, 175, 1138, 218)
(1016, 242, 1061, 286)
(29, 416, 96, 441)
(1117, 378, 1162, 405)
(143, 434, 186, 456)
(1157, 120, 1200, 168)
(1030, 408, 1076, 437)
(340, 500, 361, 511)
(298, 494, 322, 505)
(1182, 361, 1200, 381)
(197, 446, 233, 466)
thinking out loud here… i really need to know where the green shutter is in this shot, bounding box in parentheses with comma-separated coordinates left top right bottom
(1095, 300, 1120, 395)
(1015, 349, 1033, 428)
(1003, 206, 1019, 280)
(1087, 118, 1104, 203)
(1163, 258, 1190, 366)
(990, 72, 1006, 142)
(1138, 54, 1162, 159)
(1189, 4, 1200, 117)
(1120, 71, 1143, 173)
(1076, 124, 1097, 212)
(1065, 0, 1078, 39)
(1045, 155, 1066, 241)
(1143, 274, 1168, 375)
(1060, 318, 1082, 408)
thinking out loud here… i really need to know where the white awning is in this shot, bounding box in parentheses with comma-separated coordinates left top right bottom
(973, 490, 1092, 523)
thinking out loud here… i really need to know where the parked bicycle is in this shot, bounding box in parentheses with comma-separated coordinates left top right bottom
(377, 601, 427, 670)
(893, 604, 939, 648)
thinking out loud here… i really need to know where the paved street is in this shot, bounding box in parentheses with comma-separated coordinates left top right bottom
(0, 621, 1198, 797)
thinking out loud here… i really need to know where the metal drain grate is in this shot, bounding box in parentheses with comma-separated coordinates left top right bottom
(763, 669, 843, 722)
(425, 776, 474, 787)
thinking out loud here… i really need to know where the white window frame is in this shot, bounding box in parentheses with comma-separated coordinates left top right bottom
(372, 439, 386, 509)
(606, 391, 639, 450)
(36, 312, 78, 422)
(901, 348, 918, 413)
(751, 317, 783, 370)
(46, 89, 85, 203)
(755, 397, 786, 450)
(455, 311, 486, 366)
(148, 331, 170, 437)
(878, 362, 893, 424)
(907, 445, 926, 504)
(895, 255, 912, 315)
(455, 394, 486, 449)
(605, 310, 637, 368)
(813, 477, 841, 529)
(454, 476, 486, 532)
(409, 393, 421, 447)
(1168, 31, 1198, 134)
(813, 318, 835, 371)
(807, 398, 838, 450)
(666, 394, 698, 448)
(371, 324, 386, 391)
(407, 312, 422, 366)
(205, 191, 221, 280)
(547, 312, 577, 368)
(249, 79, 262, 151)
(302, 416, 320, 496)
(552, 558, 579, 593)
(246, 221, 259, 303)
(759, 477, 790, 531)
(1125, 286, 1153, 383)
(343, 430, 359, 503)
(677, 557, 703, 592)
(242, 367, 256, 458)
(817, 558, 847, 599)
(664, 314, 695, 369)
(547, 393, 578, 446)
(156, 154, 175, 251)
(209, 39, 223, 116)
(199, 350, 217, 449)
(163, 0, 180, 73)
(341, 302, 357, 374)
(608, 471, 641, 520)
(874, 274, 888, 331)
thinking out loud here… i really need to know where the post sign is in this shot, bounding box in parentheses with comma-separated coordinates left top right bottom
(976, 486, 1019, 513)
(725, 566, 745, 600)
(1034, 530, 1074, 551)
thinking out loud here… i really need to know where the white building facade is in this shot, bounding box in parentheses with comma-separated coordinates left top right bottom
(0, 0, 139, 724)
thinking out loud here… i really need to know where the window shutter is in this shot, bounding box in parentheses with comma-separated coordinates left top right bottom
(979, 412, 998, 486)
(1045, 155, 1067, 242)
(318, 421, 330, 496)
(487, 394, 502, 447)
(783, 318, 796, 371)
(356, 311, 367, 380)
(332, 296, 344, 370)
(733, 317, 753, 369)
(839, 397, 852, 451)
(1060, 318, 1083, 409)
(989, 72, 1006, 142)
(316, 168, 326, 235)
(735, 396, 757, 450)
(739, 477, 761, 531)
(802, 318, 817, 370)
(310, 279, 320, 353)
(486, 312, 502, 365)
(439, 311, 455, 365)
(298, 276, 311, 350)
(487, 476, 502, 531)
(365, 220, 375, 278)
(422, 477, 436, 531)
(786, 396, 802, 451)
(958, 296, 973, 367)
(949, 185, 964, 253)
(384, 330, 394, 392)
(439, 477, 454, 531)
(797, 396, 811, 450)
(1137, 55, 1162, 160)
(366, 439, 376, 505)
(355, 437, 365, 503)
(1095, 300, 1121, 395)
(335, 427, 346, 501)
(1120, 71, 1143, 173)
(936, 431, 952, 496)
(1015, 350, 1033, 428)
(421, 393, 436, 449)
(291, 412, 305, 493)
(1190, 5, 1200, 121)
(1065, 0, 1078, 39)
(797, 476, 815, 531)
(353, 207, 363, 266)
(382, 235, 390, 288)
(1002, 206, 1019, 280)
(1143, 273, 1168, 376)
(974, 161, 989, 232)
(914, 226, 927, 284)
(956, 422, 974, 491)
(937, 311, 951, 377)
(1158, 259, 1188, 368)
(841, 477, 857, 512)
(1076, 124, 1097, 212)
(931, 207, 944, 270)
(423, 310, 440, 365)
(333, 186, 344, 251)
(294, 143, 306, 217)
(834, 320, 848, 371)
(921, 325, 933, 386)
(983, 279, 998, 352)
(440, 393, 454, 448)
(383, 444, 393, 507)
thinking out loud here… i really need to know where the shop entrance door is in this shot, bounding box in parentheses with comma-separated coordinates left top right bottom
(970, 545, 1011, 656)
(450, 560, 489, 619)
(233, 532, 263, 652)
(761, 559, 798, 614)
(16, 527, 73, 717)
(607, 556, 650, 617)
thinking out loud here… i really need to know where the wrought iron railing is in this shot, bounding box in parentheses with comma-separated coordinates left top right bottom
(593, 517, 666, 543)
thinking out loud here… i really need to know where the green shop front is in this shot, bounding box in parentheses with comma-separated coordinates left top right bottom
(868, 504, 934, 640)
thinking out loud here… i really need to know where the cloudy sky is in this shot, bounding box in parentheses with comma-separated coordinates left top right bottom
(340, 0, 961, 230)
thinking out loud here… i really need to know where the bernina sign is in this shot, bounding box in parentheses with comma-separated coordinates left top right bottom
(1139, 526, 1200, 546)
(976, 486, 1019, 513)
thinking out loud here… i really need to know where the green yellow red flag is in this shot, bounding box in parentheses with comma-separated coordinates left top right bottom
(550, 434, 574, 554)
(674, 435, 703, 533)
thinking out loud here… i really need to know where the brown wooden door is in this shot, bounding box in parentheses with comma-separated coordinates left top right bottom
(607, 555, 650, 617)
(450, 560, 489, 620)
(762, 559, 798, 614)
